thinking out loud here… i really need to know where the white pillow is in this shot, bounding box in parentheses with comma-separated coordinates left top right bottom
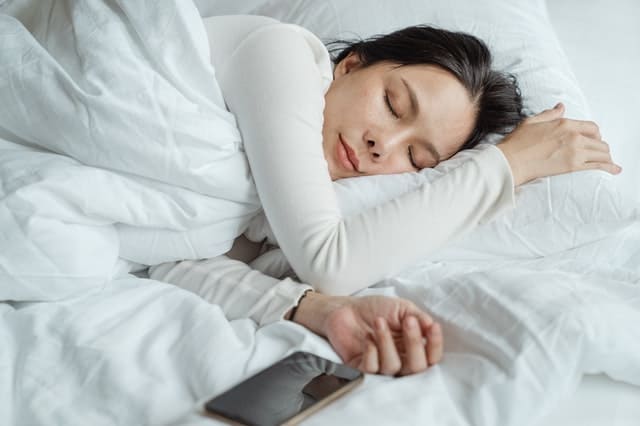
(333, 146, 638, 262)
(194, 0, 590, 118)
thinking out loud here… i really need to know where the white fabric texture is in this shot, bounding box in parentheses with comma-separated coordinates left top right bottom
(1, 1, 639, 426)
(0, 0, 263, 302)
(149, 255, 312, 327)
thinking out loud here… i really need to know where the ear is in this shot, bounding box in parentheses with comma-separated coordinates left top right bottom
(333, 52, 363, 79)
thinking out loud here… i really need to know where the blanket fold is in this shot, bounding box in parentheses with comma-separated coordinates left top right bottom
(0, 0, 261, 300)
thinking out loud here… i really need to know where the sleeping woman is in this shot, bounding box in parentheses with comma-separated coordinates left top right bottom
(150, 15, 620, 376)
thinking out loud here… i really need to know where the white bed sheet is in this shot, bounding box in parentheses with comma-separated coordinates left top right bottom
(542, 374, 640, 426)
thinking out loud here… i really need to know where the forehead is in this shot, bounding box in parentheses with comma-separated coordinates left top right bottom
(384, 63, 477, 156)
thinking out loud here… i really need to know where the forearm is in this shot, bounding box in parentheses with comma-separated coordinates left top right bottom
(149, 255, 311, 326)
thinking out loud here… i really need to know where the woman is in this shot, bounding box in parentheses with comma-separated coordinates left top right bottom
(151, 15, 620, 376)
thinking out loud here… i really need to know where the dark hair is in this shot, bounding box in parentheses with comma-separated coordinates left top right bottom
(329, 25, 526, 150)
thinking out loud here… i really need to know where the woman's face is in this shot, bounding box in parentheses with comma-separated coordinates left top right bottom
(323, 54, 477, 180)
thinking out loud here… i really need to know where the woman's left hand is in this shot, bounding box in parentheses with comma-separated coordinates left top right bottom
(292, 292, 443, 376)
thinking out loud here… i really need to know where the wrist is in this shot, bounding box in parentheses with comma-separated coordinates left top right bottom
(496, 143, 528, 186)
(290, 291, 348, 337)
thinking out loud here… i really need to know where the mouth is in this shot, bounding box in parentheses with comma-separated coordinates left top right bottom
(337, 134, 360, 172)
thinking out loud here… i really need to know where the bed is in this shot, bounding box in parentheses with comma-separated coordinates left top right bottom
(1, 1, 638, 425)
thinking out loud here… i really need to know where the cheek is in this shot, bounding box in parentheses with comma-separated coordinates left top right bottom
(358, 86, 385, 120)
(339, 75, 384, 121)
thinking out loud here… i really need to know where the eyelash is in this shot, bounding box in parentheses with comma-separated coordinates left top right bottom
(385, 91, 419, 168)
(408, 146, 419, 169)
(384, 92, 399, 119)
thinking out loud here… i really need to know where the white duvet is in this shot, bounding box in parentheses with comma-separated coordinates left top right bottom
(1, 1, 639, 426)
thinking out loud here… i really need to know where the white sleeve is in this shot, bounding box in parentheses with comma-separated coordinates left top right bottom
(216, 21, 515, 296)
(149, 256, 312, 327)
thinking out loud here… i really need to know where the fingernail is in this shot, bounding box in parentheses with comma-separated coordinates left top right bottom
(554, 102, 562, 109)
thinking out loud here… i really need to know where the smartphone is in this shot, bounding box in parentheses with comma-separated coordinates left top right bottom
(203, 351, 364, 426)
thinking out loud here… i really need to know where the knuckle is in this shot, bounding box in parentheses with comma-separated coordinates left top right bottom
(405, 300, 418, 311)
(557, 117, 570, 128)
(568, 131, 581, 143)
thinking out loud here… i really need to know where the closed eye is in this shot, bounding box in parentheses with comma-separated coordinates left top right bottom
(384, 92, 399, 119)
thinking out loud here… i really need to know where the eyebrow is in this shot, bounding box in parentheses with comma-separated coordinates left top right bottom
(401, 77, 441, 163)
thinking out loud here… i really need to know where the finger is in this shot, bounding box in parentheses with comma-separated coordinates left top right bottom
(578, 120, 601, 139)
(416, 313, 435, 337)
(426, 323, 444, 366)
(374, 317, 402, 376)
(525, 102, 565, 124)
(560, 119, 601, 139)
(572, 142, 620, 172)
(581, 150, 615, 165)
(583, 161, 623, 175)
(400, 316, 428, 375)
(582, 139, 610, 154)
(402, 303, 434, 328)
(358, 339, 379, 374)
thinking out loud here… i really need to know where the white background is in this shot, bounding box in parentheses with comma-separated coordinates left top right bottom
(547, 0, 640, 194)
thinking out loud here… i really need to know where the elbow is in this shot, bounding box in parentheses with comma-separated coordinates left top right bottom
(286, 227, 372, 295)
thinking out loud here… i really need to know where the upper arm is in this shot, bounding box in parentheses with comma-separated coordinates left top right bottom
(202, 15, 281, 72)
(215, 25, 350, 290)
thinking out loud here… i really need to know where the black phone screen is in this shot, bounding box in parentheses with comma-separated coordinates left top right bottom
(204, 351, 363, 426)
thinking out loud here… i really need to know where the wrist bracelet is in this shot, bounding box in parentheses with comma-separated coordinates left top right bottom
(289, 290, 312, 321)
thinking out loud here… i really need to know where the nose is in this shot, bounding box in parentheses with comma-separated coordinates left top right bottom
(366, 129, 408, 162)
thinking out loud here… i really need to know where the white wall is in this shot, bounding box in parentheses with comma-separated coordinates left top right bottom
(546, 0, 640, 193)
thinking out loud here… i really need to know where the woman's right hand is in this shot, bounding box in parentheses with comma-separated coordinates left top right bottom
(292, 291, 443, 376)
(497, 103, 622, 186)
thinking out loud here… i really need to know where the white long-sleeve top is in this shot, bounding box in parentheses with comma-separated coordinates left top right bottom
(151, 15, 515, 326)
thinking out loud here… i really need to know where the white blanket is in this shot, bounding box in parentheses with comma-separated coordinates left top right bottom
(1, 1, 639, 426)
(0, 0, 261, 301)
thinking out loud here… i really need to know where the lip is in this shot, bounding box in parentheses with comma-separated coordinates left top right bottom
(337, 134, 360, 172)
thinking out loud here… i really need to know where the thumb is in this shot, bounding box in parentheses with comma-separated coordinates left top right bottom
(526, 102, 565, 124)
